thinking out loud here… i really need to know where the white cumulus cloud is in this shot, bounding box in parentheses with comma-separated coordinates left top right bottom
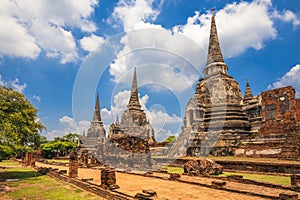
(109, 0, 203, 92)
(44, 115, 90, 140)
(107, 0, 300, 95)
(111, 0, 162, 31)
(174, 0, 277, 58)
(32, 95, 41, 102)
(272, 10, 300, 27)
(268, 64, 300, 97)
(0, 16, 40, 59)
(0, 0, 98, 63)
(107, 0, 298, 94)
(80, 34, 105, 52)
(0, 75, 27, 93)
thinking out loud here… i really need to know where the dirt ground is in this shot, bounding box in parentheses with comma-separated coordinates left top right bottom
(35, 162, 276, 200)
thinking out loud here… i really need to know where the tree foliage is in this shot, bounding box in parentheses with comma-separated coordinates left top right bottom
(41, 133, 79, 158)
(163, 135, 176, 143)
(0, 86, 45, 159)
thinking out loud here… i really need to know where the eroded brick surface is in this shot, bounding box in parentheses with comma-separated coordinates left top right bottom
(259, 86, 299, 135)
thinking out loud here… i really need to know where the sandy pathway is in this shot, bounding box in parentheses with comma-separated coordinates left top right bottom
(35, 162, 273, 200)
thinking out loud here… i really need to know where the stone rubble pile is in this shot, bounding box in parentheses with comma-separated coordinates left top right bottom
(184, 159, 223, 176)
(109, 135, 150, 153)
(37, 167, 51, 175)
(134, 189, 157, 200)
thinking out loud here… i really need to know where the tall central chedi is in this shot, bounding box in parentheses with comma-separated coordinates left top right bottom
(169, 9, 251, 157)
(109, 68, 155, 144)
(195, 8, 250, 133)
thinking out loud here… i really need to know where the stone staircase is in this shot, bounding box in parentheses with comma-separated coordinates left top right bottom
(280, 132, 300, 160)
(167, 127, 192, 158)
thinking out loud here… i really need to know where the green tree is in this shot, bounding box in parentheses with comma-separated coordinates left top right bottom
(0, 86, 45, 159)
(62, 133, 79, 144)
(0, 144, 13, 160)
(41, 133, 79, 158)
(163, 135, 176, 143)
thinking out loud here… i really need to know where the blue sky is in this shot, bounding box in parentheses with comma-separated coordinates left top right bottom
(0, 0, 299, 141)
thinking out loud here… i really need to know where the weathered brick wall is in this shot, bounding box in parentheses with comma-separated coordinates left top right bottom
(280, 132, 300, 160)
(47, 170, 129, 200)
(234, 140, 284, 158)
(296, 99, 300, 124)
(259, 86, 298, 135)
(175, 158, 300, 174)
(214, 160, 300, 174)
(22, 152, 36, 167)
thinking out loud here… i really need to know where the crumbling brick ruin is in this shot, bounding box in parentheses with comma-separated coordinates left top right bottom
(100, 168, 119, 190)
(109, 135, 150, 153)
(69, 148, 79, 178)
(22, 152, 36, 167)
(94, 137, 152, 170)
(183, 159, 223, 176)
(79, 8, 300, 163)
(234, 87, 300, 159)
(81, 94, 106, 153)
(169, 8, 300, 159)
(259, 86, 299, 135)
(79, 67, 155, 170)
(108, 68, 155, 145)
(169, 9, 253, 157)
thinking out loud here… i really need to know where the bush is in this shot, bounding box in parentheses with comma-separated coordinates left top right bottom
(0, 144, 13, 161)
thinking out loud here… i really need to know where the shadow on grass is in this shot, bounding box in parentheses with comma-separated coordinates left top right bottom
(0, 170, 42, 181)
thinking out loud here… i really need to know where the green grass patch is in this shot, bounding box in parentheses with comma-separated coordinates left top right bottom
(164, 164, 290, 186)
(6, 181, 100, 200)
(206, 156, 300, 164)
(0, 161, 101, 200)
(0, 160, 21, 167)
(221, 171, 291, 186)
(0, 167, 40, 182)
(166, 166, 184, 174)
(47, 159, 69, 163)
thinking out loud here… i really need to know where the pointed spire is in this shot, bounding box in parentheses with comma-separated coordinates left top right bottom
(206, 8, 224, 66)
(127, 68, 142, 110)
(92, 93, 103, 125)
(244, 80, 254, 102)
(115, 115, 119, 126)
(77, 135, 81, 147)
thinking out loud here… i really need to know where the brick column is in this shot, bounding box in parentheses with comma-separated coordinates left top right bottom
(30, 152, 36, 167)
(69, 150, 79, 178)
(101, 169, 117, 189)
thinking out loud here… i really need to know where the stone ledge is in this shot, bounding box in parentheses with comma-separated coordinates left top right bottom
(46, 170, 130, 200)
(279, 192, 298, 200)
(212, 180, 226, 188)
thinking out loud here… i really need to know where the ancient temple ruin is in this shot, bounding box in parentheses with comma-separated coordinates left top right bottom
(108, 68, 155, 144)
(78, 68, 155, 170)
(169, 8, 300, 158)
(170, 9, 251, 157)
(78, 8, 300, 162)
(242, 80, 262, 133)
(81, 94, 106, 155)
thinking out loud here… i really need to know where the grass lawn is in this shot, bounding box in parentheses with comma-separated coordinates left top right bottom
(179, 156, 300, 165)
(46, 159, 69, 164)
(0, 160, 103, 200)
(220, 171, 291, 186)
(0, 160, 21, 167)
(206, 156, 300, 165)
(165, 165, 290, 186)
(167, 166, 184, 174)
